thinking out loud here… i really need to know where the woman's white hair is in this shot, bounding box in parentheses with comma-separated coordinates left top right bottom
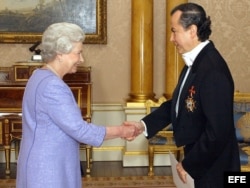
(41, 22, 85, 62)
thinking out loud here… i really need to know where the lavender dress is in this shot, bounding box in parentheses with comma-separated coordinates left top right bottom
(16, 69, 106, 188)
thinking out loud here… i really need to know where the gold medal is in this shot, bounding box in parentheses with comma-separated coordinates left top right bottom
(185, 86, 196, 112)
(186, 97, 196, 112)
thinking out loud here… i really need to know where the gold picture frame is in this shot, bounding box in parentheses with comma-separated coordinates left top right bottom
(0, 0, 107, 44)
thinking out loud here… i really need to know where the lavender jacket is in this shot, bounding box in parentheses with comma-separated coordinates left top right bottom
(16, 69, 106, 188)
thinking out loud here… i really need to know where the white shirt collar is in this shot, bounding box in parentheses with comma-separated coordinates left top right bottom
(182, 40, 210, 67)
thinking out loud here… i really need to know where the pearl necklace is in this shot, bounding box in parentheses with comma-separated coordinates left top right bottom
(46, 64, 60, 78)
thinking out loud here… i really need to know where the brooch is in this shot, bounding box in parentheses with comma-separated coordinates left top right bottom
(185, 86, 196, 112)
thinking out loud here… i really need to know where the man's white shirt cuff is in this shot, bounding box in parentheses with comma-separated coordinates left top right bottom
(140, 120, 148, 137)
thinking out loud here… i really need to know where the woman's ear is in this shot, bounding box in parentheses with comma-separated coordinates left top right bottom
(56, 53, 63, 63)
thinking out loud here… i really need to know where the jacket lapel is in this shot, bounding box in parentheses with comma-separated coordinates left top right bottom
(172, 66, 190, 117)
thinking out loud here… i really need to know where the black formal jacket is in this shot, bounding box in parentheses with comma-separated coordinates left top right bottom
(142, 41, 240, 184)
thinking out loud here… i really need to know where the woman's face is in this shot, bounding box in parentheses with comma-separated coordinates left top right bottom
(61, 42, 84, 74)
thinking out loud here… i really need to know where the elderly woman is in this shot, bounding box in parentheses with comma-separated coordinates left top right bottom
(16, 22, 139, 188)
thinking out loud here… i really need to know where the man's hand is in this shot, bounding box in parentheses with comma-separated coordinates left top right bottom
(121, 121, 145, 141)
(176, 162, 187, 183)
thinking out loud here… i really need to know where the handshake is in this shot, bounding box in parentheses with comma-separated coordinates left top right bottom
(120, 121, 145, 141)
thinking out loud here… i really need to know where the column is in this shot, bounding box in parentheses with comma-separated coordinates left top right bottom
(123, 0, 170, 168)
(123, 0, 154, 167)
(127, 0, 155, 103)
(164, 0, 187, 99)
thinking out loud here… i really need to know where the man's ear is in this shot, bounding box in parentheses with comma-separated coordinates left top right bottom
(190, 24, 198, 38)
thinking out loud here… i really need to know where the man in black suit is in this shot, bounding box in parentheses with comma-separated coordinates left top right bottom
(126, 3, 240, 188)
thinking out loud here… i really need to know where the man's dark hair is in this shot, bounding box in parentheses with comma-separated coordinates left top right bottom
(171, 3, 212, 41)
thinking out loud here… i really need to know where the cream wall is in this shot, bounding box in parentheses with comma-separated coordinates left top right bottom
(0, 0, 249, 104)
(191, 0, 250, 93)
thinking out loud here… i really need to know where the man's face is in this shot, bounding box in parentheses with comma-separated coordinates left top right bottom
(170, 10, 195, 54)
